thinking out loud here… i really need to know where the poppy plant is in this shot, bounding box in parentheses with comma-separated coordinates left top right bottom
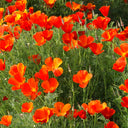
(33, 107, 53, 124)
(41, 78, 59, 93)
(0, 115, 12, 127)
(53, 102, 71, 116)
(0, 59, 5, 71)
(21, 78, 41, 100)
(44, 57, 63, 77)
(21, 102, 33, 113)
(119, 79, 128, 93)
(73, 70, 93, 88)
(112, 57, 127, 72)
(104, 121, 119, 128)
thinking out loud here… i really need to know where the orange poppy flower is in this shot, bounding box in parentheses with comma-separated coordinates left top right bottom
(41, 78, 59, 93)
(21, 78, 41, 100)
(0, 8, 4, 20)
(21, 102, 33, 113)
(112, 57, 127, 72)
(29, 7, 34, 14)
(28, 54, 41, 65)
(53, 102, 71, 116)
(35, 65, 49, 81)
(33, 107, 53, 124)
(30, 11, 48, 27)
(61, 22, 73, 33)
(121, 96, 128, 108)
(119, 79, 128, 93)
(102, 28, 118, 42)
(82, 100, 107, 115)
(0, 115, 12, 127)
(101, 107, 115, 119)
(73, 70, 92, 88)
(8, 63, 26, 90)
(0, 34, 14, 52)
(66, 2, 81, 11)
(114, 43, 128, 57)
(99, 6, 110, 17)
(89, 43, 104, 55)
(92, 16, 111, 30)
(43, 0, 56, 8)
(78, 35, 94, 49)
(104, 121, 119, 128)
(0, 59, 5, 71)
(45, 57, 63, 77)
(52, 16, 63, 28)
(87, 11, 93, 20)
(78, 110, 87, 119)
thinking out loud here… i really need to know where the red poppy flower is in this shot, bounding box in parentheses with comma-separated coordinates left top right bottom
(86, 3, 95, 11)
(41, 78, 59, 93)
(13, 26, 22, 39)
(114, 43, 128, 57)
(6, 5, 16, 15)
(53, 102, 71, 117)
(33, 107, 53, 124)
(35, 65, 49, 81)
(45, 57, 63, 77)
(92, 16, 111, 30)
(73, 70, 93, 88)
(0, 59, 5, 71)
(61, 22, 73, 33)
(124, 0, 128, 3)
(0, 8, 4, 20)
(112, 57, 127, 72)
(78, 35, 94, 49)
(121, 96, 128, 108)
(89, 43, 104, 55)
(78, 110, 87, 119)
(29, 7, 34, 14)
(119, 79, 128, 93)
(104, 121, 119, 128)
(30, 11, 48, 27)
(6, 0, 12, 2)
(87, 11, 92, 20)
(21, 78, 41, 100)
(21, 102, 33, 113)
(0, 115, 12, 127)
(101, 107, 115, 119)
(2, 96, 8, 101)
(28, 54, 41, 65)
(66, 2, 81, 11)
(15, 0, 27, 11)
(99, 6, 110, 17)
(102, 28, 118, 42)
